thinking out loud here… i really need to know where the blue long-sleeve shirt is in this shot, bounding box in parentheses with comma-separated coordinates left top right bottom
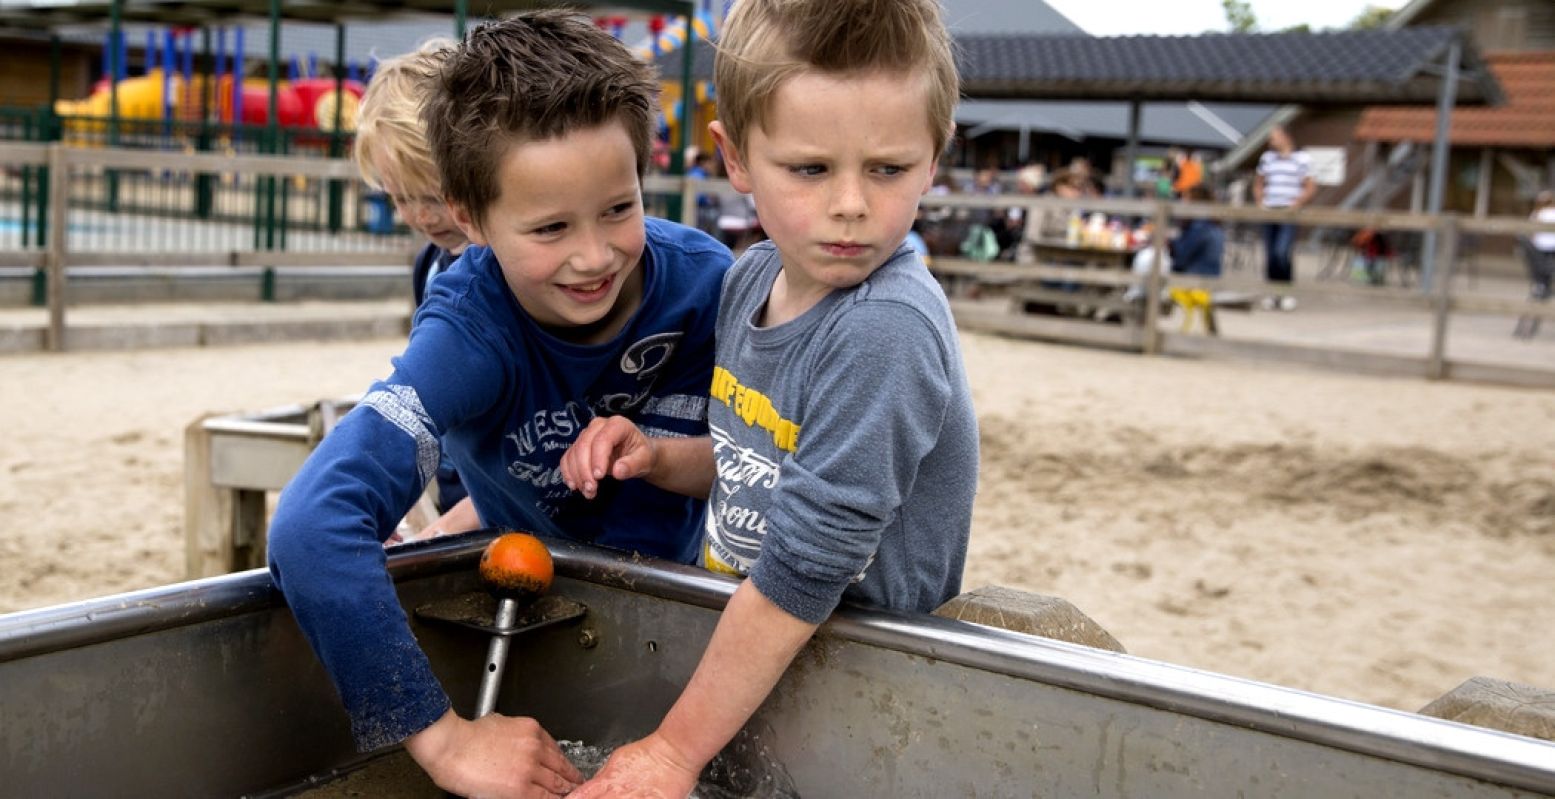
(1171, 219, 1225, 278)
(268, 218, 730, 750)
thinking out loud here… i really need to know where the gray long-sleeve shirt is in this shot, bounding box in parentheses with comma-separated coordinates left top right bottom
(703, 241, 979, 623)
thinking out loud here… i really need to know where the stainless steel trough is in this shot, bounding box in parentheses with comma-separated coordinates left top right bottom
(4, 531, 1554, 797)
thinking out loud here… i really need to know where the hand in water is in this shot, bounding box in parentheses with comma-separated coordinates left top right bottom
(405, 710, 582, 798)
(565, 734, 700, 799)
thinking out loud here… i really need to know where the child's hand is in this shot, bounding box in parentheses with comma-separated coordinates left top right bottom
(560, 416, 658, 499)
(404, 709, 582, 798)
(565, 733, 700, 799)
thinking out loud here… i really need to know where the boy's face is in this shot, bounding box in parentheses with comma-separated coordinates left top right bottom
(451, 122, 647, 341)
(713, 69, 938, 303)
(371, 148, 469, 255)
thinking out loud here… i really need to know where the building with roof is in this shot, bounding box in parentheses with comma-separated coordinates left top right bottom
(1218, 0, 1555, 230)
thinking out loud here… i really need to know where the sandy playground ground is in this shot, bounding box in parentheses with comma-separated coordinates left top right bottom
(2, 332, 1553, 714)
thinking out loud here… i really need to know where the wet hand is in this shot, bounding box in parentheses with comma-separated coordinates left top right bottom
(405, 710, 582, 799)
(564, 734, 700, 799)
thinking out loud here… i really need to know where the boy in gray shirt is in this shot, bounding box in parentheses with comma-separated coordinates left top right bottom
(559, 0, 976, 794)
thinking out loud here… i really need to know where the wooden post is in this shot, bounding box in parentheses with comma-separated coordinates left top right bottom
(45, 144, 68, 351)
(185, 414, 273, 577)
(231, 489, 268, 572)
(1142, 200, 1170, 355)
(1474, 148, 1493, 219)
(680, 176, 697, 227)
(1427, 214, 1459, 380)
(184, 414, 232, 578)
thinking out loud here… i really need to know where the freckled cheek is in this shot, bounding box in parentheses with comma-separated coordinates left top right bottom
(766, 196, 813, 239)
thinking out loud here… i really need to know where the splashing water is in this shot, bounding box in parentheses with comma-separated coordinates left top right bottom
(558, 740, 800, 799)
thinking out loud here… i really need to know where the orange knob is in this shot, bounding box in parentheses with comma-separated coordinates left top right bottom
(478, 531, 554, 602)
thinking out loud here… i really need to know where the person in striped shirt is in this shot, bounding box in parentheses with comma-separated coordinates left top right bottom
(1253, 126, 1316, 311)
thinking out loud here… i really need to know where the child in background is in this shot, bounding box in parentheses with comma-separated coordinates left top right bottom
(355, 38, 468, 307)
(353, 38, 476, 538)
(1515, 190, 1555, 339)
(267, 12, 731, 798)
(560, 1, 978, 795)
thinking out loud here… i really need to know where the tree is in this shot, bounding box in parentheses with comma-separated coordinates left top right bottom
(1349, 4, 1395, 29)
(1222, 0, 1257, 33)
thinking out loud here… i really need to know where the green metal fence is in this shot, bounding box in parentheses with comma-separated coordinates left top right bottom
(0, 106, 410, 254)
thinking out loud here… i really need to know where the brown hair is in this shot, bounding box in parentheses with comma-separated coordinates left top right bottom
(353, 38, 455, 195)
(422, 11, 659, 227)
(713, 0, 958, 157)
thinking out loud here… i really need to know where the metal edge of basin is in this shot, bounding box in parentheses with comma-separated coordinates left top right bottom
(3, 530, 1553, 795)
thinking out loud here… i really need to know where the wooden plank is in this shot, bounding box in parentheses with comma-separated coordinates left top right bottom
(60, 251, 413, 268)
(932, 258, 1138, 287)
(0, 252, 45, 268)
(1007, 287, 1136, 314)
(0, 141, 49, 164)
(233, 251, 415, 268)
(207, 429, 313, 491)
(1162, 334, 1431, 379)
(231, 490, 269, 574)
(1451, 296, 1555, 320)
(951, 300, 1145, 351)
(1459, 216, 1555, 238)
(1443, 360, 1555, 390)
(61, 146, 361, 180)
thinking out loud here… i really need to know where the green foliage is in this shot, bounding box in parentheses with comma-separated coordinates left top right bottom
(1221, 0, 1257, 32)
(1349, 5, 1395, 29)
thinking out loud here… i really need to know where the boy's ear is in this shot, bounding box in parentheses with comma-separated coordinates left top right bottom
(708, 121, 753, 194)
(448, 200, 487, 247)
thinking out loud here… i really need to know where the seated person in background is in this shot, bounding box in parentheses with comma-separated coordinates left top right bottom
(353, 39, 475, 538)
(686, 149, 723, 240)
(559, 0, 978, 794)
(1349, 227, 1394, 286)
(1515, 190, 1555, 339)
(1170, 184, 1225, 278)
(268, 13, 732, 796)
(1014, 168, 1088, 264)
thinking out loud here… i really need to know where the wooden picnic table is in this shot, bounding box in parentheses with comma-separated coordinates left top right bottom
(1026, 238, 1140, 270)
(1017, 238, 1142, 321)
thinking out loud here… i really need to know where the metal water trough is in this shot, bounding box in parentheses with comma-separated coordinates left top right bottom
(3, 532, 1554, 797)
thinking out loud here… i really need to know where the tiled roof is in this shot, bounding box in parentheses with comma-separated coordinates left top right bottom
(955, 27, 1501, 104)
(655, 27, 1499, 106)
(1354, 52, 1555, 148)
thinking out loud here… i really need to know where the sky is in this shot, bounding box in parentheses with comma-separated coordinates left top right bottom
(1043, 0, 1409, 36)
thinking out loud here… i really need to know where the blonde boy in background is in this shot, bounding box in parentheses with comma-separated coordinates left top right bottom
(353, 39, 478, 537)
(561, 0, 978, 795)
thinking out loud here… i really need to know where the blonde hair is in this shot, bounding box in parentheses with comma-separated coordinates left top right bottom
(353, 38, 456, 195)
(713, 0, 958, 157)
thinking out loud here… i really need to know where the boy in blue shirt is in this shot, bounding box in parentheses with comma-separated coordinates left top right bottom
(560, 0, 977, 795)
(266, 12, 730, 798)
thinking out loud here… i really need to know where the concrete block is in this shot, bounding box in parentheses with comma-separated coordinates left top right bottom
(66, 323, 202, 351)
(1419, 676, 1555, 742)
(934, 585, 1126, 653)
(0, 326, 45, 353)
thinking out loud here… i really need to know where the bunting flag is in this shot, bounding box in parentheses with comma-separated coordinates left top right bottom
(632, 10, 719, 61)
